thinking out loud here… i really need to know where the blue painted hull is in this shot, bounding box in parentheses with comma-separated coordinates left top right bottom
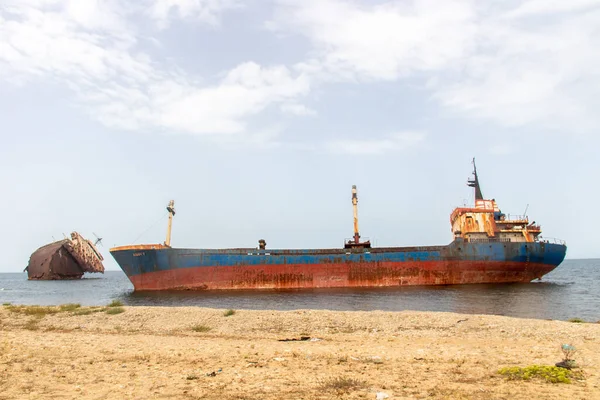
(110, 239, 567, 291)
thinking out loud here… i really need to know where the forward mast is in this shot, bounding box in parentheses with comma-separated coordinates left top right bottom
(344, 185, 371, 249)
(164, 200, 176, 247)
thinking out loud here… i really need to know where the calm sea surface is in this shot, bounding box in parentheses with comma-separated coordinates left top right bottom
(1, 259, 598, 322)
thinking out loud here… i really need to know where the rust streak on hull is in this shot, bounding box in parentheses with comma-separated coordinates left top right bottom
(128, 261, 557, 291)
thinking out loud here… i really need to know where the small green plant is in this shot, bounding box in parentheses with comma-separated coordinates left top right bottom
(568, 318, 585, 323)
(107, 300, 124, 307)
(59, 303, 81, 312)
(106, 307, 125, 315)
(191, 324, 211, 332)
(223, 309, 236, 317)
(556, 343, 578, 369)
(498, 365, 577, 383)
(2, 303, 11, 306)
(561, 344, 577, 361)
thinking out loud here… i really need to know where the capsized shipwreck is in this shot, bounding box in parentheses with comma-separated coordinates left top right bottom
(110, 160, 567, 291)
(26, 232, 105, 280)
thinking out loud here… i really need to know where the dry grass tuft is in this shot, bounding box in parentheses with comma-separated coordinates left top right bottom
(133, 354, 151, 362)
(191, 324, 211, 332)
(73, 309, 94, 316)
(59, 303, 81, 312)
(7, 303, 85, 317)
(23, 318, 40, 331)
(106, 307, 125, 315)
(223, 309, 236, 317)
(360, 356, 384, 364)
(318, 376, 366, 393)
(73, 307, 106, 316)
(8, 305, 60, 317)
(107, 300, 124, 307)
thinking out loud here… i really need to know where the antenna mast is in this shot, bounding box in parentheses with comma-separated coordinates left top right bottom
(165, 200, 176, 247)
(467, 157, 484, 201)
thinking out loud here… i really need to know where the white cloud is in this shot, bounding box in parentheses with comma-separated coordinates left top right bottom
(0, 1, 310, 137)
(71, 63, 309, 135)
(273, 0, 600, 132)
(148, 0, 241, 29)
(434, 4, 600, 132)
(152, 63, 310, 134)
(271, 0, 477, 81)
(504, 0, 600, 18)
(280, 103, 316, 116)
(3, 0, 599, 144)
(326, 131, 426, 155)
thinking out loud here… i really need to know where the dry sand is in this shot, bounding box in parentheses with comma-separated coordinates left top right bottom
(1, 304, 599, 400)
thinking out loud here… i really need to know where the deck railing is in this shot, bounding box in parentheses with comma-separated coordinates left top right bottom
(538, 237, 567, 245)
(467, 237, 512, 243)
(466, 237, 566, 245)
(505, 214, 528, 221)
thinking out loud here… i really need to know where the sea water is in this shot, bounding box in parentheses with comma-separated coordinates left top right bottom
(1, 259, 598, 322)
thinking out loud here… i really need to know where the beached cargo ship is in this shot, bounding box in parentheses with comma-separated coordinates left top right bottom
(110, 161, 567, 291)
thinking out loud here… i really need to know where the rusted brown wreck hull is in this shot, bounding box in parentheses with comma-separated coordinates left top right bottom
(26, 232, 105, 280)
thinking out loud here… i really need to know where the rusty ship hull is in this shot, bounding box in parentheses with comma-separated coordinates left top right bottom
(109, 161, 567, 291)
(26, 232, 105, 280)
(109, 240, 566, 291)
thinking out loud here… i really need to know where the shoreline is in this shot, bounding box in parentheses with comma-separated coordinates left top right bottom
(1, 305, 599, 399)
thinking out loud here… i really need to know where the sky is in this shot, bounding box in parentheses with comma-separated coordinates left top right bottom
(1, 0, 599, 272)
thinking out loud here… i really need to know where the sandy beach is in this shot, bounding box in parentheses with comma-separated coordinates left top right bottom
(1, 304, 598, 399)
